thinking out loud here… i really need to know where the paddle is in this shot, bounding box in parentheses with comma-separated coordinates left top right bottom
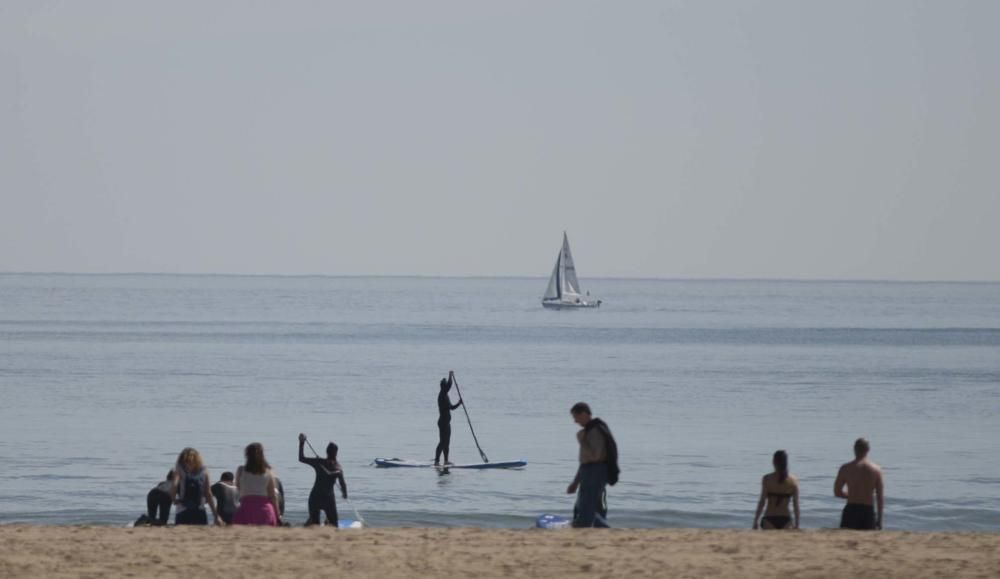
(451, 372, 489, 463)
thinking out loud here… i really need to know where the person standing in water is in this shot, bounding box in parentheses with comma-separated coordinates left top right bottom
(753, 450, 800, 530)
(434, 370, 463, 466)
(298, 433, 347, 526)
(834, 437, 885, 530)
(566, 402, 619, 528)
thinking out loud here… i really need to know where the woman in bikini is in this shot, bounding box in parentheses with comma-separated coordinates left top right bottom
(753, 450, 800, 530)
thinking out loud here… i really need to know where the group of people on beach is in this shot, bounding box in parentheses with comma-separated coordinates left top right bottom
(141, 371, 884, 531)
(749, 437, 885, 530)
(568, 402, 885, 530)
(142, 435, 347, 527)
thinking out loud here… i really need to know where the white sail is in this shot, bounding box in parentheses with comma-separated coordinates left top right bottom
(559, 232, 581, 296)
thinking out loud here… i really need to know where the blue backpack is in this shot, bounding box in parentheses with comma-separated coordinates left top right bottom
(181, 471, 205, 509)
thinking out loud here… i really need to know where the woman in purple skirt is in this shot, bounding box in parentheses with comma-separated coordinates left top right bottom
(232, 442, 281, 526)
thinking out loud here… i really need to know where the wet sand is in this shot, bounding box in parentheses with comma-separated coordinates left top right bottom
(0, 526, 997, 578)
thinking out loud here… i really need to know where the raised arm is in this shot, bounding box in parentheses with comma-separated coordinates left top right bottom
(875, 468, 884, 529)
(753, 476, 767, 529)
(834, 466, 848, 499)
(298, 434, 313, 465)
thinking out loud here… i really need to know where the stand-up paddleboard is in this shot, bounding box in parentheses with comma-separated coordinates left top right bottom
(535, 514, 571, 529)
(374, 457, 527, 469)
(337, 519, 364, 529)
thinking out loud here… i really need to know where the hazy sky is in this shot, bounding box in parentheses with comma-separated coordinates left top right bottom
(2, 1, 998, 280)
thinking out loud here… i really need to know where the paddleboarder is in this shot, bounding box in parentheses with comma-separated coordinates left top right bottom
(298, 433, 347, 526)
(434, 370, 464, 466)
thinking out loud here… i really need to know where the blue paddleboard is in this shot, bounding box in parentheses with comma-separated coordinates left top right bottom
(337, 519, 364, 529)
(374, 458, 527, 469)
(535, 514, 571, 529)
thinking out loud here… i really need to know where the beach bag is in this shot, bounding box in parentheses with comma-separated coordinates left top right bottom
(181, 471, 204, 509)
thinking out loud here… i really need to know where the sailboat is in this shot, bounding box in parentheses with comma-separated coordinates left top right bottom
(542, 232, 601, 309)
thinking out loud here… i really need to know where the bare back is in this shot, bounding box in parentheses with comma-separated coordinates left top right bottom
(763, 473, 798, 516)
(836, 459, 882, 505)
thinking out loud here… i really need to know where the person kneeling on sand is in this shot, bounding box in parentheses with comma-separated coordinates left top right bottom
(834, 437, 884, 530)
(753, 450, 800, 530)
(142, 470, 175, 526)
(566, 402, 619, 528)
(211, 471, 239, 525)
(233, 443, 282, 526)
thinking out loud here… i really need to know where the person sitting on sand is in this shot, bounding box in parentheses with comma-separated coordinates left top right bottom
(434, 370, 463, 466)
(753, 450, 800, 530)
(232, 443, 282, 526)
(566, 402, 619, 528)
(834, 437, 884, 530)
(299, 433, 347, 526)
(145, 470, 174, 526)
(172, 447, 222, 526)
(211, 471, 239, 525)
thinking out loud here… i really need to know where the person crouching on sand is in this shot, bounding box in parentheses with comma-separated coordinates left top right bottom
(145, 470, 174, 526)
(233, 443, 282, 526)
(753, 450, 800, 530)
(834, 437, 884, 530)
(172, 447, 222, 526)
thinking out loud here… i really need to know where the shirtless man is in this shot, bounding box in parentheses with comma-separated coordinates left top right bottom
(834, 438, 884, 530)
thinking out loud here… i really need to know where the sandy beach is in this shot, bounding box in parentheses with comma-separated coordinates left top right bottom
(0, 526, 997, 578)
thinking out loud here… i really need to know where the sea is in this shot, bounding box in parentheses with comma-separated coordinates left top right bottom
(1, 274, 998, 531)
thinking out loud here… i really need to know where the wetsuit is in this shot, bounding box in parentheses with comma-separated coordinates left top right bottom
(299, 443, 346, 526)
(434, 377, 462, 465)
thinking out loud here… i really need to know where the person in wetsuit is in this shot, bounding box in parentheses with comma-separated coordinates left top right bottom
(434, 371, 463, 466)
(298, 433, 347, 526)
(753, 450, 800, 530)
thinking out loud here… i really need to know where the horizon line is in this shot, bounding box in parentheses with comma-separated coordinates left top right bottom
(1, 270, 998, 285)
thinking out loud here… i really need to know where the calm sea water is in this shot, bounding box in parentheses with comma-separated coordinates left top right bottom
(1, 274, 998, 530)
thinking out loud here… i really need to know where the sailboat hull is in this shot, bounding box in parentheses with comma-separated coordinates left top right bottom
(542, 299, 601, 310)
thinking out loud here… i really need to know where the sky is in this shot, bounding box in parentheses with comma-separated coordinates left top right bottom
(1, 1, 998, 280)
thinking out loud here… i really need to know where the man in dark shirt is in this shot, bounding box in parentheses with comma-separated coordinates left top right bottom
(566, 402, 619, 528)
(210, 471, 238, 525)
(434, 370, 463, 466)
